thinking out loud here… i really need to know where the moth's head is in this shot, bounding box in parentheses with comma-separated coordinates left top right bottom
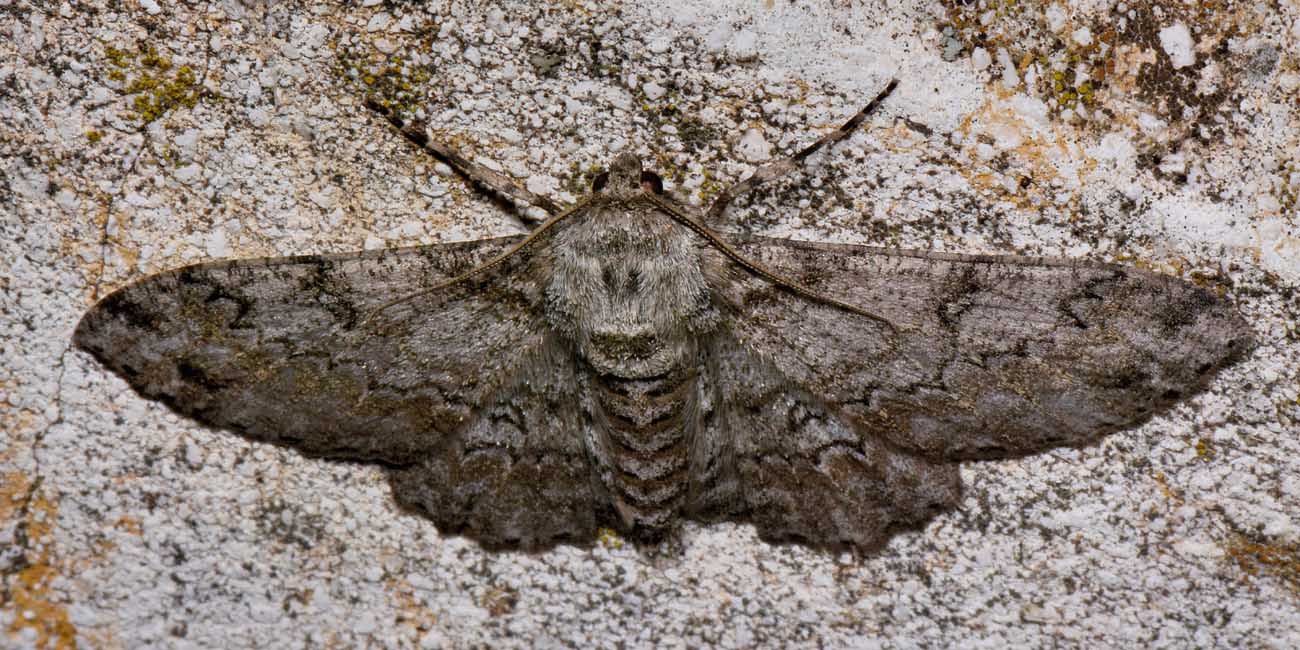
(592, 152, 664, 198)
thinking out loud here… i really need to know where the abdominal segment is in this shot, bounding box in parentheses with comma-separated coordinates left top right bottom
(582, 361, 700, 535)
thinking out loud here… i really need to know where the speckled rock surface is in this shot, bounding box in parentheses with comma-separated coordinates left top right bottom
(2, 1, 1298, 648)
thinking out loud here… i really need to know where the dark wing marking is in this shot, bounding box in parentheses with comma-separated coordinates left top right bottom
(73, 235, 556, 464)
(688, 334, 960, 551)
(707, 233, 1253, 461)
(387, 335, 598, 549)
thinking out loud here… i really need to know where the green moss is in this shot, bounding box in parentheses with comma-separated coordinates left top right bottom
(85, 130, 104, 144)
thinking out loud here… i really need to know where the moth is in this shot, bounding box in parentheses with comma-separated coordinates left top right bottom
(75, 81, 1252, 551)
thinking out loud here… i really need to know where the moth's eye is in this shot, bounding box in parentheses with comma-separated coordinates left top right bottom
(640, 171, 664, 195)
(592, 172, 609, 192)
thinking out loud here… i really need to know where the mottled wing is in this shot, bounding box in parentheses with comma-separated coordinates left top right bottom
(387, 334, 597, 548)
(708, 234, 1252, 461)
(689, 334, 960, 551)
(74, 235, 559, 464)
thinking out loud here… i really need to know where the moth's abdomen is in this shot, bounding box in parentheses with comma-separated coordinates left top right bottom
(586, 364, 698, 534)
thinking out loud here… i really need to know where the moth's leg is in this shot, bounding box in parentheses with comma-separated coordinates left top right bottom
(705, 79, 899, 223)
(364, 99, 561, 225)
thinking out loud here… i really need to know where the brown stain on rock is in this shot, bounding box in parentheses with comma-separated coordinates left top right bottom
(940, 0, 1271, 148)
(387, 575, 440, 641)
(1224, 534, 1300, 596)
(1, 472, 77, 650)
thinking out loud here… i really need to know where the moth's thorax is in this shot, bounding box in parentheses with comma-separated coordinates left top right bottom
(545, 200, 717, 378)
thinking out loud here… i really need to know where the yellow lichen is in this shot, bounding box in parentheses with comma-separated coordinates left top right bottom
(564, 162, 603, 195)
(333, 48, 435, 118)
(596, 527, 624, 549)
(1193, 437, 1216, 460)
(103, 46, 130, 68)
(131, 65, 200, 124)
(101, 43, 204, 126)
(138, 45, 171, 72)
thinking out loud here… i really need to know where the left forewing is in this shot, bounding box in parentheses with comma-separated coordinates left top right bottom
(706, 233, 1253, 461)
(74, 235, 552, 464)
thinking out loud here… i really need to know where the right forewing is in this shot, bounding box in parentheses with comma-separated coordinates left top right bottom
(708, 233, 1252, 461)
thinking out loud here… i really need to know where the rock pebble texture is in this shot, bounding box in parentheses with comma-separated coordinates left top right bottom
(2, 1, 1298, 648)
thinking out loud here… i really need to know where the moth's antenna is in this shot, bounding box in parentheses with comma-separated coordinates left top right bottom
(360, 82, 903, 332)
(706, 79, 900, 223)
(357, 200, 589, 328)
(650, 195, 899, 334)
(364, 97, 562, 222)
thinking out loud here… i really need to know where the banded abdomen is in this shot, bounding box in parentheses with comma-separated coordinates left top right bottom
(586, 362, 699, 534)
